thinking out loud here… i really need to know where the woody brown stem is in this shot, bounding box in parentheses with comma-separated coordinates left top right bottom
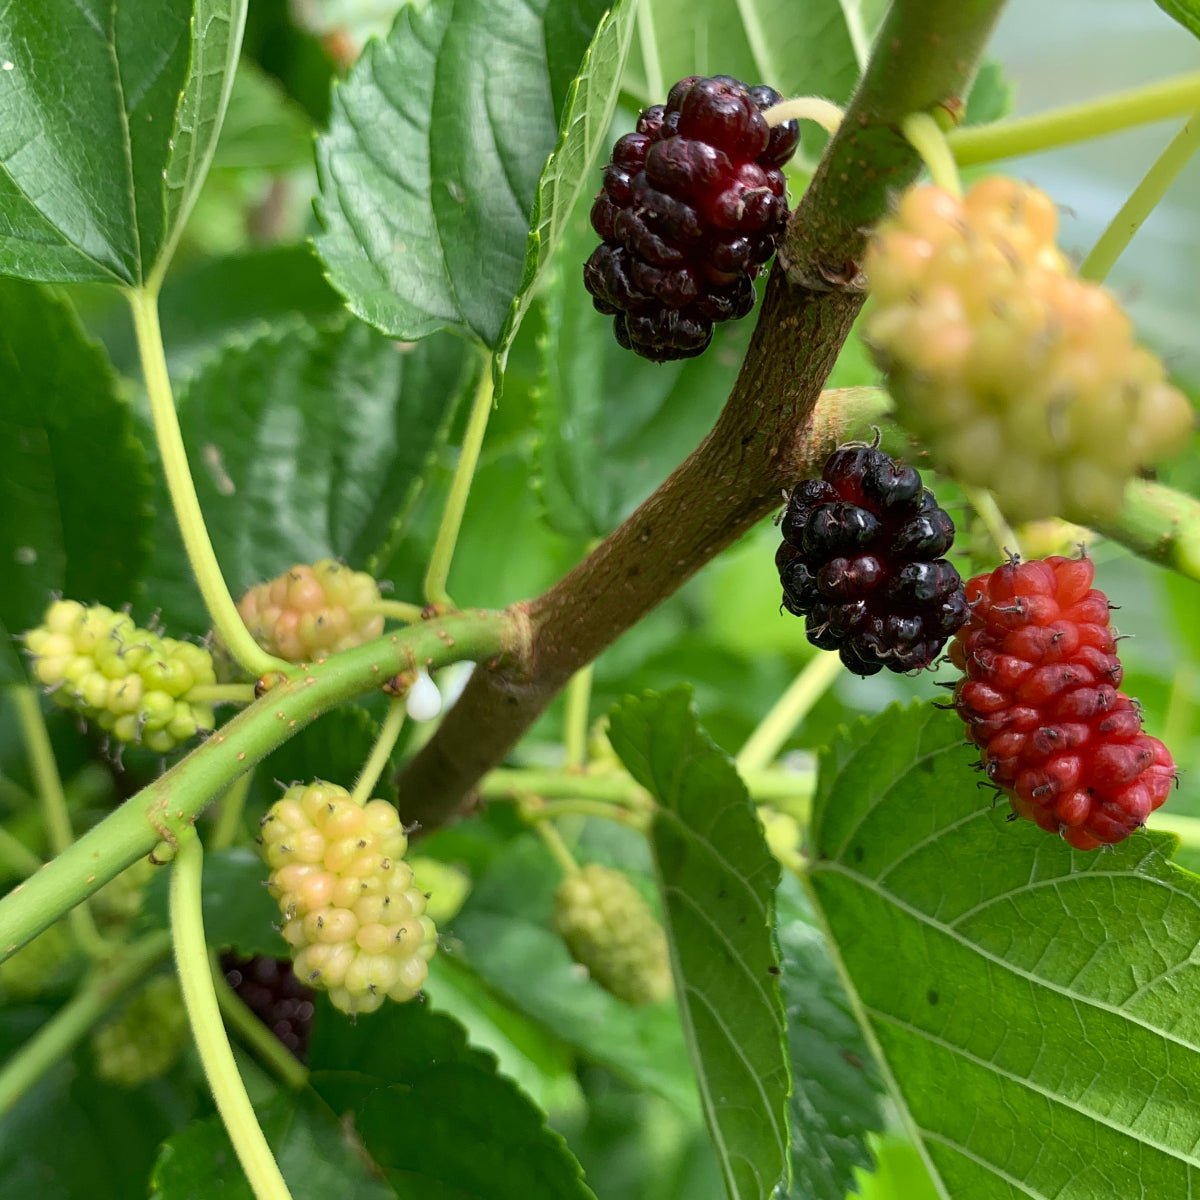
(396, 0, 1005, 832)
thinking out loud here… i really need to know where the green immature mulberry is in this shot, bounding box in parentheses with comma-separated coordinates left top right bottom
(92, 975, 190, 1087)
(0, 922, 76, 1000)
(553, 864, 672, 1006)
(864, 178, 1193, 523)
(238, 560, 384, 663)
(259, 782, 437, 1015)
(23, 601, 217, 753)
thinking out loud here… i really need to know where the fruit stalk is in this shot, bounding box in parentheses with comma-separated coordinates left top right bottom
(13, 686, 112, 959)
(171, 833, 293, 1200)
(1080, 110, 1200, 283)
(394, 0, 1006, 832)
(425, 354, 494, 609)
(949, 69, 1200, 165)
(128, 287, 285, 679)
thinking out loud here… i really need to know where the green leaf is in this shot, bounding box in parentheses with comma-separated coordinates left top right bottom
(776, 876, 883, 1200)
(534, 200, 751, 541)
(141, 319, 473, 636)
(494, 1, 638, 369)
(151, 1090, 395, 1199)
(0, 279, 151, 681)
(424, 954, 584, 1117)
(309, 1000, 595, 1199)
(1154, 0, 1200, 39)
(852, 1134, 941, 1200)
(449, 835, 697, 1114)
(808, 702, 1200, 1199)
(141, 847, 286, 958)
(623, 0, 887, 144)
(211, 59, 314, 172)
(313, 0, 611, 348)
(0, 1, 247, 285)
(608, 688, 790, 1200)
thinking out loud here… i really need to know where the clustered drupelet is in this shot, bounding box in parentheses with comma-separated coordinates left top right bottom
(950, 555, 1176, 850)
(238, 559, 384, 664)
(259, 781, 437, 1015)
(221, 952, 316, 1060)
(553, 864, 672, 1006)
(24, 600, 217, 752)
(584, 75, 800, 361)
(777, 444, 968, 675)
(864, 178, 1193, 522)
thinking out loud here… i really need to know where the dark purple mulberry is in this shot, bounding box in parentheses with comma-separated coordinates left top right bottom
(584, 76, 800, 362)
(779, 446, 968, 675)
(221, 952, 316, 1061)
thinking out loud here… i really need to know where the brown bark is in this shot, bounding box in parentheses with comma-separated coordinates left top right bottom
(397, 0, 1007, 831)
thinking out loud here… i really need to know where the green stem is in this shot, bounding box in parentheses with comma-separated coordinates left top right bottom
(351, 699, 407, 806)
(424, 357, 495, 610)
(530, 817, 580, 875)
(12, 687, 113, 960)
(562, 665, 594, 771)
(0, 610, 517, 961)
(1079, 112, 1200, 283)
(128, 287, 285, 679)
(209, 769, 255, 853)
(901, 111, 962, 195)
(0, 827, 41, 881)
(171, 834, 293, 1200)
(762, 97, 844, 135)
(189, 684, 258, 705)
(359, 599, 425, 624)
(1162, 665, 1195, 756)
(950, 70, 1200, 165)
(526, 796, 650, 830)
(736, 655, 844, 774)
(1090, 479, 1200, 583)
(1150, 810, 1200, 851)
(964, 485, 1023, 560)
(0, 932, 171, 1115)
(212, 959, 308, 1091)
(480, 764, 815, 807)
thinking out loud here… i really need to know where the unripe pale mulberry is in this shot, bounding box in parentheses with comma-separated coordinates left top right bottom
(23, 601, 216, 752)
(259, 782, 436, 1015)
(92, 975, 190, 1087)
(0, 922, 76, 1000)
(238, 560, 384, 663)
(864, 179, 1194, 523)
(554, 864, 672, 1006)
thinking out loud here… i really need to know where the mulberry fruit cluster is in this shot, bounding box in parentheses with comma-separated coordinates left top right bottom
(584, 74, 800, 361)
(92, 975, 190, 1088)
(864, 179, 1193, 523)
(259, 782, 436, 1015)
(0, 922, 76, 1001)
(24, 601, 217, 752)
(553, 864, 672, 1006)
(777, 445, 968, 675)
(239, 560, 384, 664)
(221, 953, 315, 1061)
(951, 555, 1176, 850)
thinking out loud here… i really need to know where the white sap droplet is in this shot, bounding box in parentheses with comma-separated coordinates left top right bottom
(405, 670, 442, 722)
(2, 62, 14, 71)
(14, 546, 36, 565)
(439, 661, 475, 708)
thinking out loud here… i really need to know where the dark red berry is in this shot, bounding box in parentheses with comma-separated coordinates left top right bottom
(778, 445, 967, 674)
(584, 75, 801, 362)
(950, 556, 1176, 850)
(221, 953, 316, 1061)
